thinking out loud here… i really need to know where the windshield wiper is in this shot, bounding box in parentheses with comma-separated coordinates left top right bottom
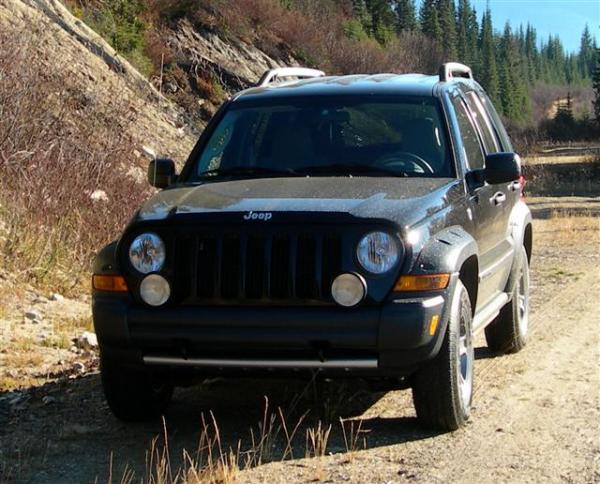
(196, 166, 298, 180)
(294, 163, 409, 177)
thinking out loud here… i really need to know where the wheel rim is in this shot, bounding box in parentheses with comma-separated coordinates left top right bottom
(458, 312, 474, 410)
(517, 259, 530, 338)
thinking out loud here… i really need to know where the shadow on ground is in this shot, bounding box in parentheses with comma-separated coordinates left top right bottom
(0, 343, 506, 482)
(0, 360, 463, 482)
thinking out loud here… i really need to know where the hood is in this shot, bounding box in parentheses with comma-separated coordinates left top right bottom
(138, 177, 460, 228)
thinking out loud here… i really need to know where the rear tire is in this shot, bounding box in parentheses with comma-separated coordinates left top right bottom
(485, 246, 530, 354)
(412, 280, 473, 431)
(100, 352, 173, 422)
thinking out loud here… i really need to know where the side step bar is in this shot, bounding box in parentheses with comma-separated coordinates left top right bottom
(472, 293, 509, 333)
(143, 356, 378, 370)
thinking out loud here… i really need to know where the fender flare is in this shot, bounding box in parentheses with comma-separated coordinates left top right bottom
(413, 226, 478, 276)
(509, 200, 532, 259)
(93, 241, 119, 274)
(504, 200, 532, 294)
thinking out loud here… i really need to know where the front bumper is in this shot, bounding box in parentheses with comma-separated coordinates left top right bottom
(93, 276, 457, 377)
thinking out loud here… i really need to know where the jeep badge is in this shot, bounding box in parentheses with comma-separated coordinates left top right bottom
(243, 211, 272, 221)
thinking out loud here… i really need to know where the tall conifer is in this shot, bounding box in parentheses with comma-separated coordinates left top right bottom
(419, 0, 441, 41)
(479, 9, 500, 103)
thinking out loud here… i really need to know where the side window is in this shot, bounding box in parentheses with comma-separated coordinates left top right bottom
(451, 95, 486, 170)
(477, 91, 513, 152)
(464, 91, 501, 153)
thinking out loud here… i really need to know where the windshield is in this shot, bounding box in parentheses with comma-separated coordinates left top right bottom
(187, 95, 454, 182)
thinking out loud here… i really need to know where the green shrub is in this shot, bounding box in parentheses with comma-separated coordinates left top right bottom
(86, 0, 146, 54)
(343, 19, 369, 41)
(81, 0, 155, 76)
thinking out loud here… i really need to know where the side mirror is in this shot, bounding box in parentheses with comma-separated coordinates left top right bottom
(148, 158, 176, 188)
(484, 152, 521, 185)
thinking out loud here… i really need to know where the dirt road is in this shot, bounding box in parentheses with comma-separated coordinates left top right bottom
(1, 214, 599, 483)
(246, 234, 600, 483)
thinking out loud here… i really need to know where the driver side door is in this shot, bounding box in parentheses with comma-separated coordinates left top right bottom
(450, 92, 509, 310)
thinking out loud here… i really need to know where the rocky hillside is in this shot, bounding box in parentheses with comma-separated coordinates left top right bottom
(1, 0, 195, 162)
(0, 0, 296, 161)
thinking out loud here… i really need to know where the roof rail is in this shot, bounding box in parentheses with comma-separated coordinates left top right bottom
(257, 67, 325, 87)
(439, 62, 473, 82)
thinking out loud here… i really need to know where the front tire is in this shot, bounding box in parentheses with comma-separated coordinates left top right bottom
(485, 246, 530, 354)
(100, 352, 173, 422)
(412, 280, 474, 431)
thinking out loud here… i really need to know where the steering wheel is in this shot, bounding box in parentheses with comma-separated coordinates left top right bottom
(376, 151, 435, 174)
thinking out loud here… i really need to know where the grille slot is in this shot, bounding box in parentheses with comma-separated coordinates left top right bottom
(245, 236, 266, 299)
(182, 230, 342, 305)
(197, 237, 217, 298)
(221, 235, 241, 299)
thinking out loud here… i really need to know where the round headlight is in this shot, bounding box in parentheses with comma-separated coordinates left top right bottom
(331, 273, 366, 307)
(129, 233, 165, 274)
(357, 232, 399, 274)
(140, 274, 170, 306)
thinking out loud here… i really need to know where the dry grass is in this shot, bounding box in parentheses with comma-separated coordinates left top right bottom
(0, 24, 150, 295)
(524, 154, 595, 165)
(54, 315, 94, 334)
(339, 418, 368, 463)
(110, 387, 375, 483)
(305, 420, 332, 458)
(535, 215, 600, 248)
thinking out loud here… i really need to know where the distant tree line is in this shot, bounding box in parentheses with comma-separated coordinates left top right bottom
(594, 47, 600, 123)
(65, 0, 599, 134)
(349, 0, 597, 125)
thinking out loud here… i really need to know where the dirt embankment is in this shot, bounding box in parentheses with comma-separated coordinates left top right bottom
(0, 0, 195, 163)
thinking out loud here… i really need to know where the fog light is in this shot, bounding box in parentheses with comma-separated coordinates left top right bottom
(140, 274, 170, 306)
(331, 273, 366, 307)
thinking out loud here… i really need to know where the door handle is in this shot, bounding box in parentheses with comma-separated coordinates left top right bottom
(509, 181, 521, 192)
(490, 192, 506, 206)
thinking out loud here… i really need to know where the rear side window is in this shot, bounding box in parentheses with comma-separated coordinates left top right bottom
(476, 91, 513, 152)
(451, 96, 485, 170)
(464, 91, 501, 153)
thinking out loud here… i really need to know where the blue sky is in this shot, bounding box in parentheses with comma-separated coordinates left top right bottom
(417, 0, 600, 53)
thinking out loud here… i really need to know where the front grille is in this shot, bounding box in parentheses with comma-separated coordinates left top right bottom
(177, 230, 343, 305)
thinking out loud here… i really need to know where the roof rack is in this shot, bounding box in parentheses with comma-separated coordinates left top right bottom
(439, 62, 473, 82)
(257, 67, 326, 87)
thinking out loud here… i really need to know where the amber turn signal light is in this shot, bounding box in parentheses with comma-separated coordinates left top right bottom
(92, 274, 129, 292)
(394, 274, 450, 292)
(428, 315, 440, 336)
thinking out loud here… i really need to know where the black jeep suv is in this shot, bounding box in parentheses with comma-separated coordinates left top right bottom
(93, 63, 532, 431)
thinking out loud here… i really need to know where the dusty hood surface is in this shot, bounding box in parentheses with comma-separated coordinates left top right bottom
(138, 177, 460, 228)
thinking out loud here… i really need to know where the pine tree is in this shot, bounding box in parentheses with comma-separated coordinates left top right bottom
(479, 9, 499, 103)
(437, 0, 457, 60)
(498, 23, 515, 116)
(419, 0, 441, 41)
(394, 0, 417, 33)
(346, 0, 373, 40)
(593, 48, 600, 123)
(524, 24, 539, 84)
(565, 54, 581, 85)
(365, 0, 396, 45)
(497, 22, 531, 122)
(456, 0, 471, 63)
(466, 6, 480, 73)
(578, 25, 595, 79)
